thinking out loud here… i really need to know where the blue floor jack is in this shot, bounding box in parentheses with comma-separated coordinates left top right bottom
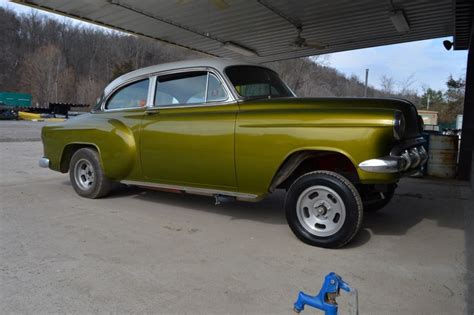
(293, 272, 358, 315)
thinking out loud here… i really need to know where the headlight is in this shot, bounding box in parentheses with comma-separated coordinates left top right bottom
(393, 111, 406, 140)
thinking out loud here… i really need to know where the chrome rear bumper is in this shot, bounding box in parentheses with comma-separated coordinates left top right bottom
(39, 157, 50, 168)
(359, 146, 428, 174)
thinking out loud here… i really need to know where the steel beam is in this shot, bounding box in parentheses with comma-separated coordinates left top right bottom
(458, 24, 474, 181)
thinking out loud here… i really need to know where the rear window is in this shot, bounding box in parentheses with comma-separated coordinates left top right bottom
(225, 66, 294, 99)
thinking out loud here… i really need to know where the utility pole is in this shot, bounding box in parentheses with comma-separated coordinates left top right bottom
(364, 69, 369, 97)
(427, 94, 430, 110)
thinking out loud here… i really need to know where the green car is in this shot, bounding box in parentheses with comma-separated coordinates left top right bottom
(40, 59, 427, 248)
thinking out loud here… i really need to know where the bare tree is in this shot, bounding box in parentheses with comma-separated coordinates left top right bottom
(398, 73, 417, 95)
(0, 6, 427, 108)
(0, 8, 21, 91)
(380, 75, 396, 95)
(19, 44, 74, 106)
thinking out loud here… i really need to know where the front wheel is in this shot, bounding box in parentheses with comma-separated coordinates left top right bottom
(285, 171, 363, 248)
(69, 148, 112, 199)
(361, 184, 396, 213)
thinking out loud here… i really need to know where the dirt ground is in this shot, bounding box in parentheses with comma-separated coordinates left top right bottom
(0, 121, 473, 314)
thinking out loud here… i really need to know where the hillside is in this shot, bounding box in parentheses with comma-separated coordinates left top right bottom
(0, 7, 440, 110)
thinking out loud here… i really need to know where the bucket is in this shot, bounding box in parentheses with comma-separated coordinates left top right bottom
(427, 134, 458, 178)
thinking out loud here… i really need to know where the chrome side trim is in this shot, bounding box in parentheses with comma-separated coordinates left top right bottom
(39, 157, 50, 168)
(120, 180, 259, 201)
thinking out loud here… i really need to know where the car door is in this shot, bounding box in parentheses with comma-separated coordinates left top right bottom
(94, 77, 151, 180)
(140, 69, 238, 190)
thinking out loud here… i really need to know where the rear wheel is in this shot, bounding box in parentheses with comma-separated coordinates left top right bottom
(69, 148, 112, 199)
(285, 171, 363, 248)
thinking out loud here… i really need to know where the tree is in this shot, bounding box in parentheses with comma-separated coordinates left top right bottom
(19, 44, 74, 106)
(439, 76, 465, 124)
(111, 60, 135, 80)
(398, 73, 417, 96)
(420, 88, 444, 109)
(380, 75, 395, 95)
(0, 6, 458, 110)
(445, 75, 465, 104)
(0, 8, 21, 91)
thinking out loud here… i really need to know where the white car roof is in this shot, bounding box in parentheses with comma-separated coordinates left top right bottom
(104, 58, 264, 96)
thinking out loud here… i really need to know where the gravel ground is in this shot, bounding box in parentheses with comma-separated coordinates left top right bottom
(0, 125, 473, 314)
(0, 120, 52, 142)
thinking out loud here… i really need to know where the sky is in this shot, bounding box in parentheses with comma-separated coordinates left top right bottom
(1, 0, 468, 93)
(325, 39, 467, 93)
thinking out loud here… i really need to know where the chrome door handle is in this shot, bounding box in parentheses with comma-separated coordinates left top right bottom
(145, 110, 160, 115)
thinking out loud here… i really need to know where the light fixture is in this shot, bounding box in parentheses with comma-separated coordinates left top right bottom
(390, 10, 410, 33)
(222, 42, 257, 57)
(443, 40, 453, 50)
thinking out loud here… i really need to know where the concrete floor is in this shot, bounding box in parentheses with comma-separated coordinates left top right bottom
(0, 121, 473, 314)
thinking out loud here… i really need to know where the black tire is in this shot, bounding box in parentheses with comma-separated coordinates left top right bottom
(362, 184, 396, 213)
(285, 171, 363, 248)
(69, 148, 112, 199)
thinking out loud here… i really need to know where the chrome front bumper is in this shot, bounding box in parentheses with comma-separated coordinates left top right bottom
(359, 146, 428, 174)
(39, 157, 50, 168)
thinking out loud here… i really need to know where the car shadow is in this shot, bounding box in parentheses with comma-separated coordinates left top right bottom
(91, 179, 471, 253)
(349, 181, 469, 246)
(110, 185, 288, 226)
(363, 187, 466, 236)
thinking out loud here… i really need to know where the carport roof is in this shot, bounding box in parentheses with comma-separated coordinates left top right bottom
(13, 0, 474, 63)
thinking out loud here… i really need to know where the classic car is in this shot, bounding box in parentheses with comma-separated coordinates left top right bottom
(40, 58, 427, 248)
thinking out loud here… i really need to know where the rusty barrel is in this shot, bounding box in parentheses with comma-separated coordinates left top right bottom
(427, 134, 458, 178)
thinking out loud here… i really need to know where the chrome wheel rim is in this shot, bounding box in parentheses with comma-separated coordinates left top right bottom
(296, 185, 346, 237)
(74, 159, 95, 190)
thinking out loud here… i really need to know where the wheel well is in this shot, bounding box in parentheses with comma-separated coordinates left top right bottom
(60, 144, 97, 173)
(269, 150, 359, 191)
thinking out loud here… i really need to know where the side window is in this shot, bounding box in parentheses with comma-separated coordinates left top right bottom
(106, 79, 149, 110)
(154, 71, 228, 107)
(155, 72, 207, 107)
(206, 73, 228, 102)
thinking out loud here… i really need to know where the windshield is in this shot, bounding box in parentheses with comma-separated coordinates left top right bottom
(225, 66, 294, 99)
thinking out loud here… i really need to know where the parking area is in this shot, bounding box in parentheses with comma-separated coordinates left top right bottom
(0, 121, 473, 314)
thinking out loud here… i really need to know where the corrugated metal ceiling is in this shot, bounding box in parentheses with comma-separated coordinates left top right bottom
(12, 0, 471, 63)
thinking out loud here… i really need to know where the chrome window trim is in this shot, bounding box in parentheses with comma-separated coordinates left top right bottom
(146, 76, 156, 107)
(101, 75, 151, 112)
(101, 107, 148, 113)
(204, 72, 209, 102)
(206, 72, 230, 103)
(99, 66, 238, 113)
(151, 67, 235, 108)
(102, 59, 261, 96)
(145, 101, 237, 112)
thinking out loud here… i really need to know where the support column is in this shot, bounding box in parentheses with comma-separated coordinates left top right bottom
(458, 25, 474, 181)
